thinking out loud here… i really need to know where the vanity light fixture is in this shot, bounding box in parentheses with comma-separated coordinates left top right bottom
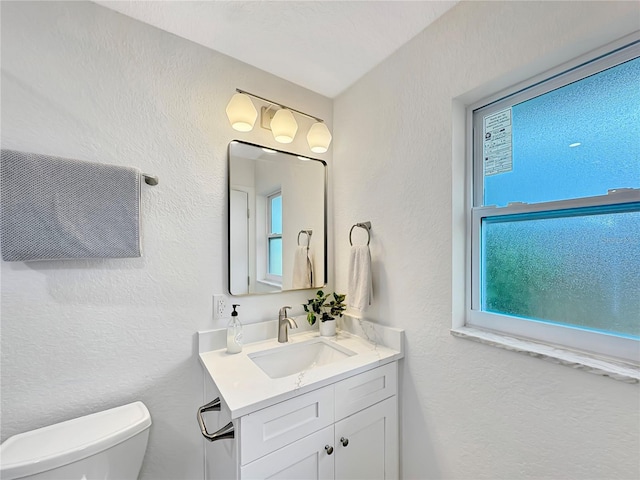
(225, 93, 258, 132)
(225, 88, 332, 152)
(271, 108, 298, 144)
(307, 122, 332, 153)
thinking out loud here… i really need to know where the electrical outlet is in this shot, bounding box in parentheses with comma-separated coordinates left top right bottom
(213, 294, 228, 320)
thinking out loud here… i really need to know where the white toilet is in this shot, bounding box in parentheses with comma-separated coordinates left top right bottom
(0, 401, 151, 480)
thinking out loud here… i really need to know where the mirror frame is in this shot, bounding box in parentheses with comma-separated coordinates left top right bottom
(227, 140, 328, 296)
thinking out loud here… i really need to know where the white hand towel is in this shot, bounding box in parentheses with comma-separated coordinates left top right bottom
(347, 245, 372, 316)
(292, 246, 312, 288)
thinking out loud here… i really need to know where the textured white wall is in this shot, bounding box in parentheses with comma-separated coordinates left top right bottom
(333, 2, 640, 479)
(0, 2, 331, 479)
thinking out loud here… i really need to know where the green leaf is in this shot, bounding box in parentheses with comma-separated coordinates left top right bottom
(307, 312, 316, 326)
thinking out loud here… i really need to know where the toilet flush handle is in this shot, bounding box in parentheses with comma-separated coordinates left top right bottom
(197, 397, 235, 442)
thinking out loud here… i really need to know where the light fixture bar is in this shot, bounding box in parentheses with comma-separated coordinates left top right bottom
(236, 88, 324, 123)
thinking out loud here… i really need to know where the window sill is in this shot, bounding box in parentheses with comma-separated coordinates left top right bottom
(451, 326, 639, 383)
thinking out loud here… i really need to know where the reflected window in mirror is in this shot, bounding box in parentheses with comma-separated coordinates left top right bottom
(266, 191, 283, 283)
(228, 141, 327, 295)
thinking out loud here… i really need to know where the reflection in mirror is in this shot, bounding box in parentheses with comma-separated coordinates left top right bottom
(228, 141, 326, 295)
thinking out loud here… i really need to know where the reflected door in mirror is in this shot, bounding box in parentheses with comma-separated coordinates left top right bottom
(230, 189, 249, 295)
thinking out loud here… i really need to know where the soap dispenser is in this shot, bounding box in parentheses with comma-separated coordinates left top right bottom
(226, 304, 243, 354)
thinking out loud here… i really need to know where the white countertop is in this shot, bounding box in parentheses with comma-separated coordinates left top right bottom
(199, 317, 404, 419)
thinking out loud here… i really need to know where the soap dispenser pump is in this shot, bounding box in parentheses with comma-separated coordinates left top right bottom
(226, 304, 243, 354)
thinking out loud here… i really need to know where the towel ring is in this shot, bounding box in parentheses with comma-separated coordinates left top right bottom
(349, 222, 371, 246)
(298, 230, 312, 248)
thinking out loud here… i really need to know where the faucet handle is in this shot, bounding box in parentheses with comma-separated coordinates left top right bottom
(279, 306, 292, 317)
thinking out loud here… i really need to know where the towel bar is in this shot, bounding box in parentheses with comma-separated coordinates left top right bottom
(142, 173, 159, 186)
(197, 397, 235, 442)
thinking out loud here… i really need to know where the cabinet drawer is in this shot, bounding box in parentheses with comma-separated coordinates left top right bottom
(334, 362, 397, 420)
(240, 425, 334, 480)
(240, 385, 334, 465)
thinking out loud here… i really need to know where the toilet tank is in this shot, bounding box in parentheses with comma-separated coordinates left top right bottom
(0, 401, 152, 480)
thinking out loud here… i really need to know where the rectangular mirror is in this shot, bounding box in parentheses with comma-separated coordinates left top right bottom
(228, 141, 327, 295)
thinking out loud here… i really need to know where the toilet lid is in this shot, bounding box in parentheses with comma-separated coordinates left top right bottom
(0, 401, 151, 480)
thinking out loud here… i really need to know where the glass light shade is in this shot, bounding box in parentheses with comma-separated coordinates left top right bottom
(271, 109, 298, 143)
(226, 93, 257, 132)
(307, 122, 332, 153)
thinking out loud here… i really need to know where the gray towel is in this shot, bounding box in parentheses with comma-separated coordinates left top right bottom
(1, 150, 141, 261)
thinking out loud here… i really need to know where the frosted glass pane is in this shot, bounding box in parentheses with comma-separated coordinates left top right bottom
(268, 238, 282, 276)
(484, 57, 640, 207)
(482, 210, 640, 338)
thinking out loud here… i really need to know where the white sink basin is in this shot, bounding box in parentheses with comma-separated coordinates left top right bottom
(249, 338, 356, 379)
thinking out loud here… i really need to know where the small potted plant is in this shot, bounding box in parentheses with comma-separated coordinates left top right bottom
(303, 290, 346, 337)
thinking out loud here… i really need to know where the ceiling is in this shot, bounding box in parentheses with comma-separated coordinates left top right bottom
(95, 1, 459, 98)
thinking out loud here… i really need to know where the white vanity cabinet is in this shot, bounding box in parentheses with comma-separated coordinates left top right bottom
(237, 362, 398, 480)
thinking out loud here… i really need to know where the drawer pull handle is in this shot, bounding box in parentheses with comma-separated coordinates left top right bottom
(325, 445, 334, 455)
(340, 437, 349, 447)
(197, 397, 235, 442)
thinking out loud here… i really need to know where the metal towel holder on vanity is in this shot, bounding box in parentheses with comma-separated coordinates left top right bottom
(197, 398, 235, 442)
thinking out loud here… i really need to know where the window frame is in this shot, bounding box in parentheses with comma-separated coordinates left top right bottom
(265, 190, 282, 284)
(466, 40, 640, 364)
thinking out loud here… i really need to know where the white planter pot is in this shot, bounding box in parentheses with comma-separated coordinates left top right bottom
(319, 320, 336, 337)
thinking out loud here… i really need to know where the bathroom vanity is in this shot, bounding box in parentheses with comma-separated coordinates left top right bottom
(198, 318, 404, 479)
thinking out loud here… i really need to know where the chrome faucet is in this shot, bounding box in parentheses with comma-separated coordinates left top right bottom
(278, 306, 298, 343)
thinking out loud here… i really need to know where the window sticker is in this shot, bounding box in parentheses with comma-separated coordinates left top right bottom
(483, 108, 513, 176)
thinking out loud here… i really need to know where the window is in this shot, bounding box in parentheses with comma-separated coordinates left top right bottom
(468, 42, 640, 363)
(266, 191, 282, 282)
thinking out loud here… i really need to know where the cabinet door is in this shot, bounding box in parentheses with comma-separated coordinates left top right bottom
(241, 426, 334, 480)
(334, 396, 398, 480)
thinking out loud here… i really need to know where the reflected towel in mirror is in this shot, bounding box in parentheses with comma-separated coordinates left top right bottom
(292, 245, 313, 289)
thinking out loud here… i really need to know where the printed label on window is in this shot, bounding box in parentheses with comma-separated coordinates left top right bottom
(483, 108, 513, 176)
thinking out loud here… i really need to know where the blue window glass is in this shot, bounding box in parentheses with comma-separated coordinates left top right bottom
(270, 195, 282, 234)
(268, 238, 282, 276)
(482, 209, 640, 338)
(268, 193, 282, 277)
(484, 57, 640, 207)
